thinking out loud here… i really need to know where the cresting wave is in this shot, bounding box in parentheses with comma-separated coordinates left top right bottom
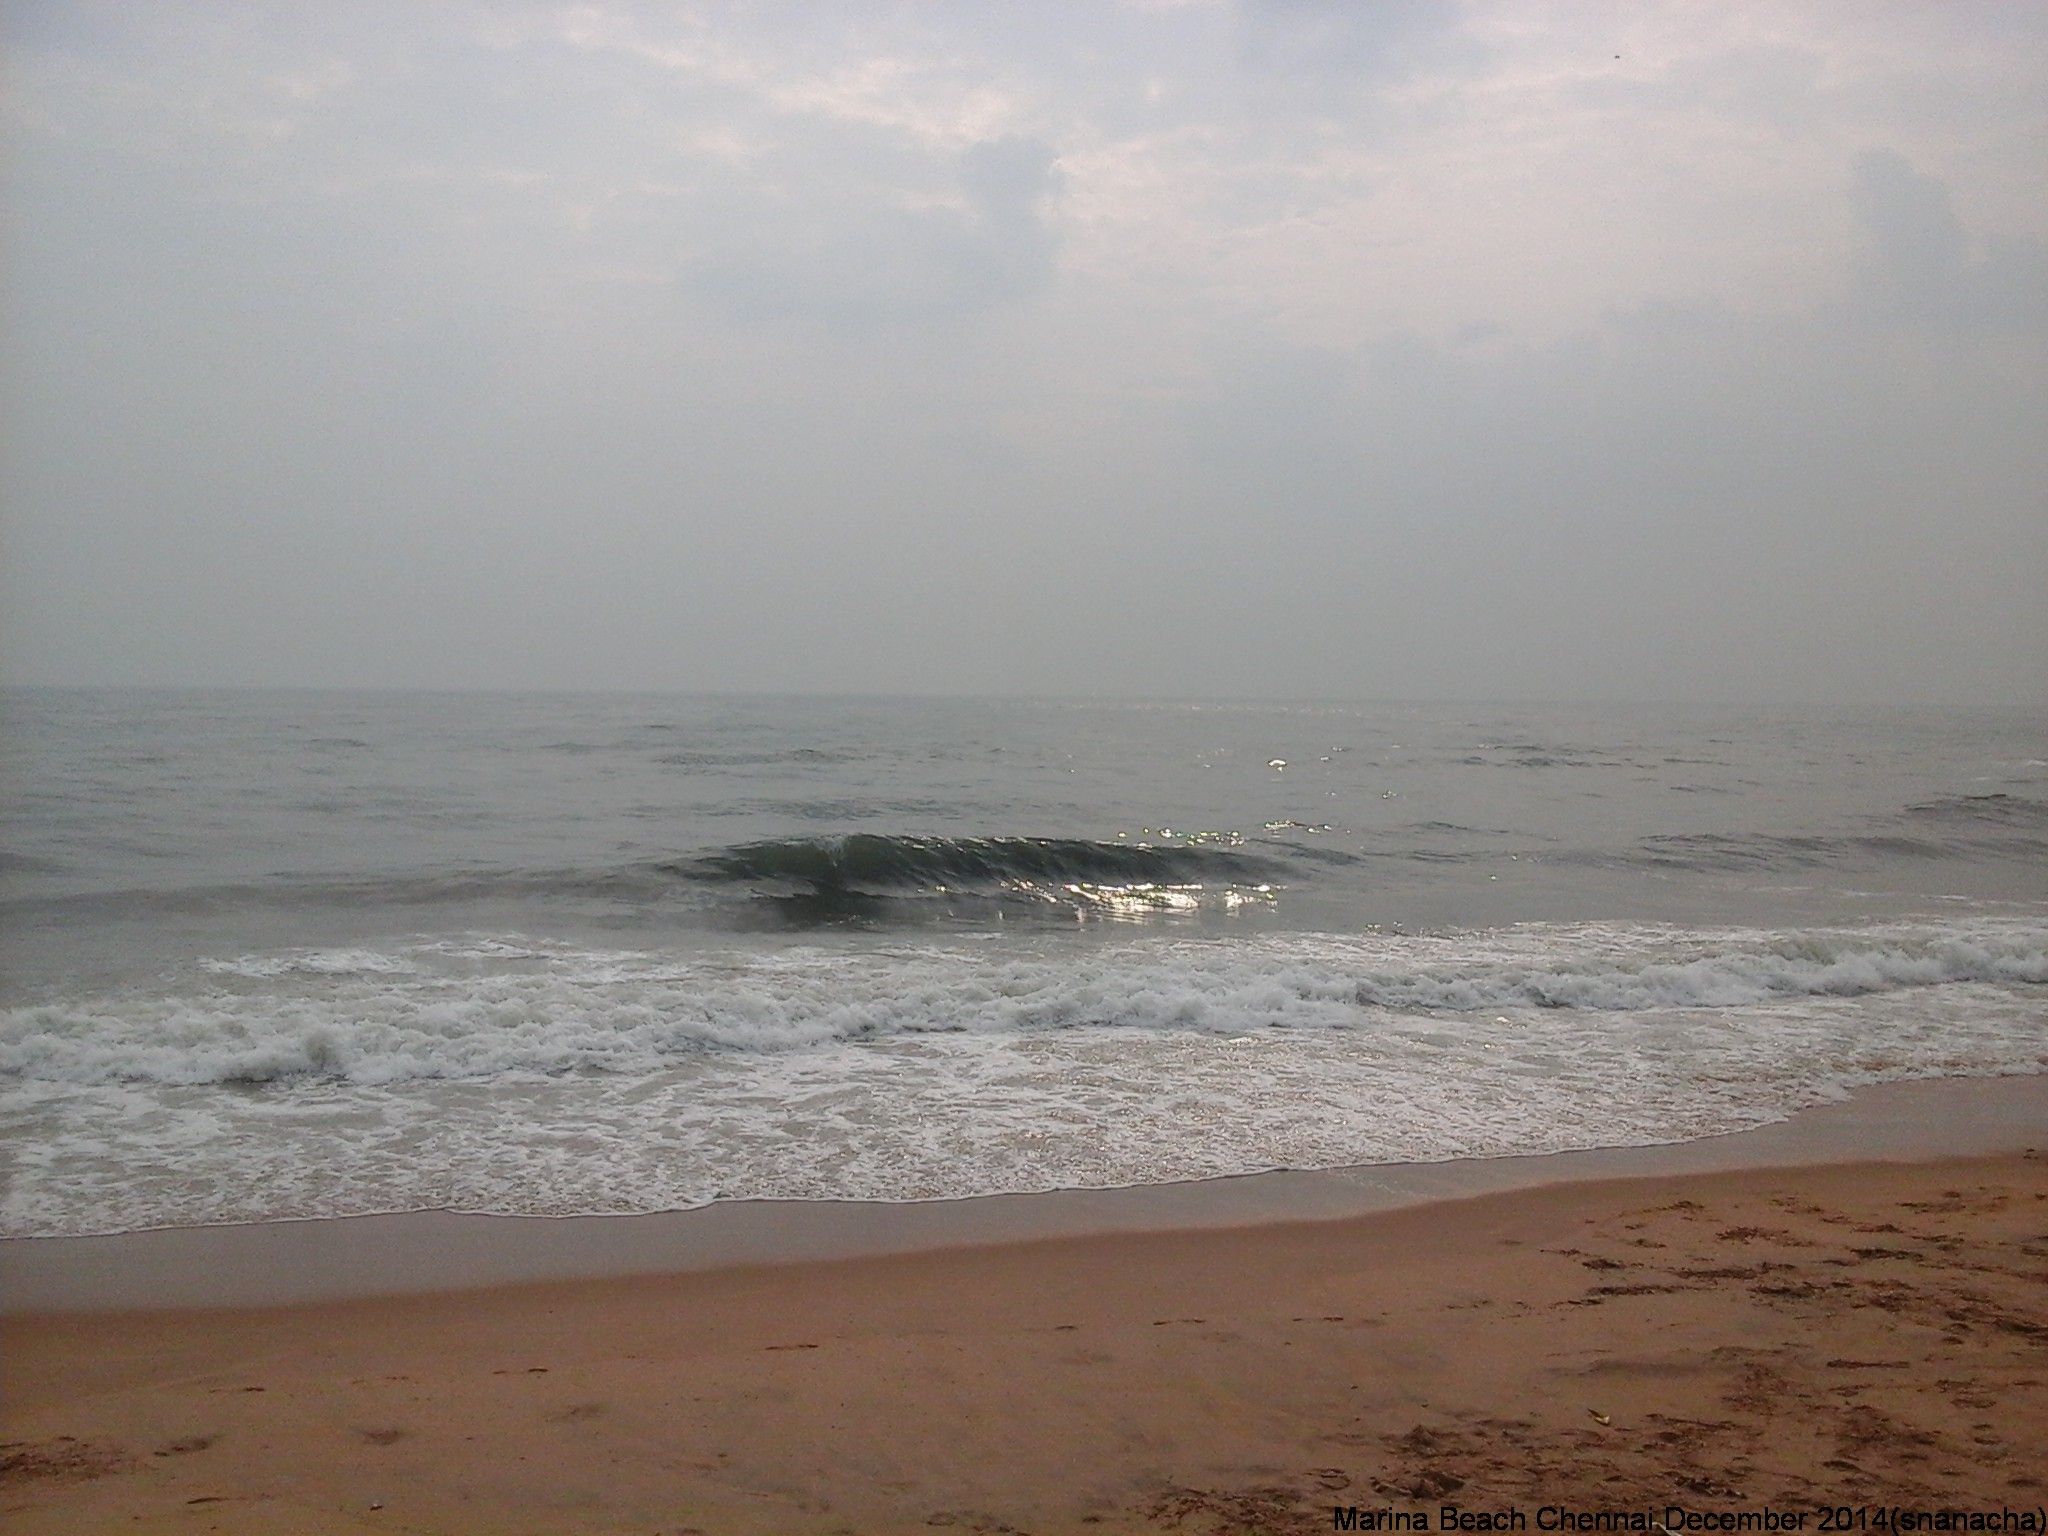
(675, 833, 1274, 891)
(666, 834, 1284, 922)
(3, 920, 2042, 1089)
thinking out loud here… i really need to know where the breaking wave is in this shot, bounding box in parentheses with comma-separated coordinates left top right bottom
(4, 920, 2041, 1089)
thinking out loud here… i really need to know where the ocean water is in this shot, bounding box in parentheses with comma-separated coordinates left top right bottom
(1, 689, 2043, 1239)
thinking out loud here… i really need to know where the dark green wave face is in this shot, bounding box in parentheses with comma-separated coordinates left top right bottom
(680, 834, 1283, 894)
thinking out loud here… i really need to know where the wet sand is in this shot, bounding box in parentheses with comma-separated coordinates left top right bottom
(6, 1074, 2047, 1313)
(4, 1081, 2046, 1533)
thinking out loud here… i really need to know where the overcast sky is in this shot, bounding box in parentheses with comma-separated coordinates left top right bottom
(3, 1, 2043, 702)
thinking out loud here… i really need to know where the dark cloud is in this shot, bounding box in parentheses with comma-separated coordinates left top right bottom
(1850, 149, 2048, 335)
(1850, 149, 1970, 321)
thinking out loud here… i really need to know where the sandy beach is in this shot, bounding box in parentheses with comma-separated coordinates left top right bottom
(7, 1137, 2046, 1533)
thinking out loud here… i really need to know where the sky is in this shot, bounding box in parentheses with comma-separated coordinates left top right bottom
(2, 0, 2044, 703)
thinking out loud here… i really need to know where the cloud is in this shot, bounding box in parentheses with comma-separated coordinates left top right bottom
(960, 134, 1059, 216)
(1234, 0, 1471, 85)
(2, 1, 2042, 700)
(1850, 149, 2048, 336)
(1119, 146, 2048, 702)
(1851, 150, 2039, 335)
(1850, 149, 1971, 320)
(686, 133, 1062, 328)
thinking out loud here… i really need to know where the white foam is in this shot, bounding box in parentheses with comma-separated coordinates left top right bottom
(197, 948, 419, 979)
(2, 919, 2044, 1237)
(6, 920, 2042, 1088)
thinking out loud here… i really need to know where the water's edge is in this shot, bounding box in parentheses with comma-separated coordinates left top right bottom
(5, 1072, 2041, 1314)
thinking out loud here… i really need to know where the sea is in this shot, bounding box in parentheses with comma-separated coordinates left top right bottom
(2, 689, 2043, 1241)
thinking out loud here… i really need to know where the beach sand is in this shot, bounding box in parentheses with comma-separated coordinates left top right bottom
(6, 1148, 2046, 1534)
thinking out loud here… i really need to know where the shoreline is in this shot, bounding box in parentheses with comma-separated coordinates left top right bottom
(4, 1072, 2043, 1313)
(5, 1147, 2043, 1532)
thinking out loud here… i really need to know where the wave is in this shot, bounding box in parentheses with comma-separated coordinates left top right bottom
(1344, 929, 2048, 1011)
(1624, 832, 1952, 872)
(5, 920, 2040, 1089)
(1553, 800, 2048, 873)
(672, 834, 1278, 893)
(652, 747, 853, 768)
(1901, 792, 2048, 828)
(658, 834, 1288, 924)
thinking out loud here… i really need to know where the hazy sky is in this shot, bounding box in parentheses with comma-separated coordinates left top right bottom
(3, 1, 2043, 702)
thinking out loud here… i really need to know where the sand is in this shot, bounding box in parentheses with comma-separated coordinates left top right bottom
(6, 1149, 2047, 1535)
(9, 1075, 2047, 1313)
